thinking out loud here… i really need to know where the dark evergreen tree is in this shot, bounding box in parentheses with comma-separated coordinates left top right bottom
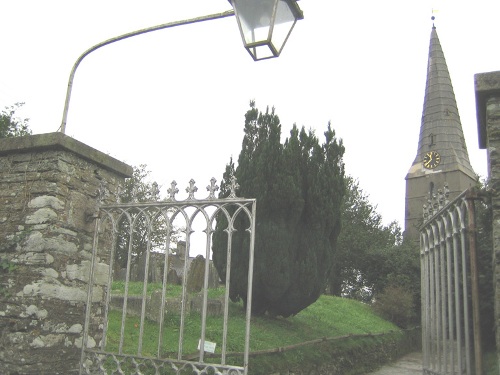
(212, 102, 345, 317)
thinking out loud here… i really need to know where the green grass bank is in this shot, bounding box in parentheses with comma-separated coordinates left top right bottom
(107, 284, 420, 374)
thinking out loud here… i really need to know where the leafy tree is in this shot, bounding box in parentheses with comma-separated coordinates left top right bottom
(368, 237, 421, 328)
(377, 236, 420, 288)
(370, 237, 420, 299)
(328, 177, 404, 300)
(328, 177, 396, 298)
(328, 176, 420, 319)
(372, 284, 416, 328)
(212, 102, 345, 317)
(0, 103, 31, 138)
(114, 165, 178, 272)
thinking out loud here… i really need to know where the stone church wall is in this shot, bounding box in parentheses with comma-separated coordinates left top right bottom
(475, 71, 500, 369)
(0, 133, 132, 374)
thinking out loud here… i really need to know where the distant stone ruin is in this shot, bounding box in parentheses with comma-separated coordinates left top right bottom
(114, 240, 220, 290)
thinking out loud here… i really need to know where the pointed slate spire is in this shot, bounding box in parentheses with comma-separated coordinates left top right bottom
(411, 25, 476, 179)
(404, 21, 478, 241)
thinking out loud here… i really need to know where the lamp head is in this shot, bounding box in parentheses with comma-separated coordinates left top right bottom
(229, 0, 303, 61)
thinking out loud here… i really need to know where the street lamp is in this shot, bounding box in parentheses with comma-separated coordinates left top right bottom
(231, 0, 304, 61)
(59, 1, 303, 134)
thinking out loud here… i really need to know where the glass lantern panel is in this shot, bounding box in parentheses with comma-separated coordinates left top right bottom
(269, 0, 296, 54)
(274, 0, 296, 25)
(232, 0, 275, 45)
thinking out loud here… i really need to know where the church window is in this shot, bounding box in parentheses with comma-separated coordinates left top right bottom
(429, 133, 435, 146)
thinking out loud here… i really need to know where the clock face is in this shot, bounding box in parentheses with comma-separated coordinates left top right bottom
(423, 151, 441, 169)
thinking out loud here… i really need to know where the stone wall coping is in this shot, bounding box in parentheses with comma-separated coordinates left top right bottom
(0, 132, 133, 178)
(475, 70, 500, 149)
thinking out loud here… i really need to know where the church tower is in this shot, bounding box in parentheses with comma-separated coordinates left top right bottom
(404, 23, 477, 240)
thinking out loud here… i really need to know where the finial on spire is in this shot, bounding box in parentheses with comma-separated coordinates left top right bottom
(431, 9, 438, 29)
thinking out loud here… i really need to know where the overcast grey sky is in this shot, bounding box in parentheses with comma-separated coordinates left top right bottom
(1, 0, 499, 229)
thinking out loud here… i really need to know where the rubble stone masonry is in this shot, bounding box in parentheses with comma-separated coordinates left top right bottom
(476, 71, 500, 370)
(0, 132, 132, 374)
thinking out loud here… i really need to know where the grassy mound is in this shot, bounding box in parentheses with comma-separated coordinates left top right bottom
(106, 285, 420, 374)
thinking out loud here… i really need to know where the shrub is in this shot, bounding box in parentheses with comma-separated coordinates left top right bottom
(372, 284, 416, 328)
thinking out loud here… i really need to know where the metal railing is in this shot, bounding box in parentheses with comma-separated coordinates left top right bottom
(420, 187, 483, 375)
(79, 177, 256, 375)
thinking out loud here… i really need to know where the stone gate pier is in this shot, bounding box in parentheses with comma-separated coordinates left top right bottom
(0, 133, 132, 374)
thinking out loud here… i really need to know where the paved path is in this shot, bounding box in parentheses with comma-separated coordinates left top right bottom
(364, 352, 422, 374)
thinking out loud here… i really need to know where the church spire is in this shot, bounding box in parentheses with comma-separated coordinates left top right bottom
(404, 22, 477, 240)
(411, 24, 476, 179)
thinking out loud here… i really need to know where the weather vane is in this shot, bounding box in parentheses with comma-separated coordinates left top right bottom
(431, 8, 438, 28)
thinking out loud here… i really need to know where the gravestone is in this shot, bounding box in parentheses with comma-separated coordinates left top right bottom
(136, 251, 164, 283)
(186, 255, 206, 293)
(167, 268, 181, 285)
(185, 255, 220, 293)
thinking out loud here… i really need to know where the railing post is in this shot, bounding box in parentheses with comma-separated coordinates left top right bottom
(465, 190, 483, 375)
(420, 186, 484, 375)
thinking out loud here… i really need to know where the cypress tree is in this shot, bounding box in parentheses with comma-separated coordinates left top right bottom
(213, 102, 345, 317)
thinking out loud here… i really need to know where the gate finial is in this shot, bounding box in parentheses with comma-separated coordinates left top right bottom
(423, 182, 450, 221)
(206, 177, 219, 200)
(228, 175, 240, 199)
(167, 181, 179, 201)
(444, 182, 450, 203)
(186, 179, 198, 200)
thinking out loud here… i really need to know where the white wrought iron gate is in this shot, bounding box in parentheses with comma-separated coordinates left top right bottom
(420, 187, 483, 375)
(79, 176, 256, 375)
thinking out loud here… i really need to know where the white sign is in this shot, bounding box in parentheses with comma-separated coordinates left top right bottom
(198, 339, 216, 353)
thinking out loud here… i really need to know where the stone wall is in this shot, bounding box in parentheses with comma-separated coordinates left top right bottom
(0, 133, 132, 374)
(475, 71, 500, 370)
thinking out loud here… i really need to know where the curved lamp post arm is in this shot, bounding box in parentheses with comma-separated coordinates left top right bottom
(59, 9, 235, 134)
